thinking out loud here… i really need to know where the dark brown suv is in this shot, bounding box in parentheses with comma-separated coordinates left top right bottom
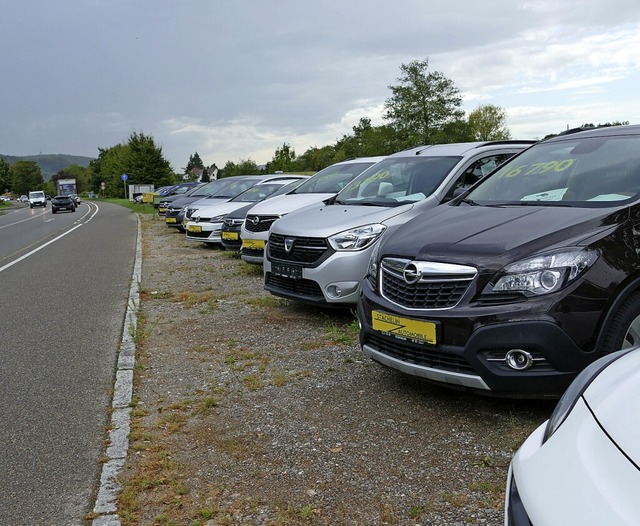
(358, 124, 640, 398)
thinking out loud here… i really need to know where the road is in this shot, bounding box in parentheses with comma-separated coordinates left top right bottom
(0, 201, 137, 525)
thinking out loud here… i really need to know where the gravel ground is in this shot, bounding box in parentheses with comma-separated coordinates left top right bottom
(117, 215, 553, 526)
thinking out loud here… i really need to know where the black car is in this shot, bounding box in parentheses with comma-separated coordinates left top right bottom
(51, 195, 76, 213)
(358, 124, 640, 398)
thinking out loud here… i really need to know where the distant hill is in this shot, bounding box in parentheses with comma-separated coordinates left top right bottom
(0, 153, 94, 180)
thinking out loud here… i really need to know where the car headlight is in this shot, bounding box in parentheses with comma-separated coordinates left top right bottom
(542, 348, 633, 443)
(366, 235, 384, 281)
(485, 248, 598, 296)
(328, 224, 386, 251)
(210, 214, 227, 223)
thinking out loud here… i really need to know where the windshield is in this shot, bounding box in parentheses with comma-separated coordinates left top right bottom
(231, 183, 293, 203)
(467, 135, 640, 206)
(209, 178, 260, 198)
(291, 161, 374, 194)
(336, 156, 461, 205)
(190, 179, 234, 197)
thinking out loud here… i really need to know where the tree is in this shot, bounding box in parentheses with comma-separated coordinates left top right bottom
(10, 161, 45, 196)
(383, 58, 465, 147)
(184, 152, 204, 178)
(221, 159, 260, 177)
(268, 143, 297, 173)
(335, 118, 402, 158)
(0, 158, 11, 194)
(467, 104, 511, 141)
(89, 133, 175, 197)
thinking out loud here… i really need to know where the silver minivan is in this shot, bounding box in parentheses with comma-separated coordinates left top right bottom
(264, 141, 535, 305)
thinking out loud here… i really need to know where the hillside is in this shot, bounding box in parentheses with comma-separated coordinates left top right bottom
(0, 153, 94, 180)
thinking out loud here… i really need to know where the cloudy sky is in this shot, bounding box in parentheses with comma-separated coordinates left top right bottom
(2, 0, 639, 172)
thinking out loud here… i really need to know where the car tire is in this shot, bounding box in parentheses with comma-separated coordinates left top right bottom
(52, 209, 57, 214)
(599, 292, 640, 354)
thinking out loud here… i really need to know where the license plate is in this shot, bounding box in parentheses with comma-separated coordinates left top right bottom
(271, 262, 302, 280)
(242, 239, 265, 250)
(371, 310, 437, 345)
(222, 231, 239, 240)
(166, 217, 176, 223)
(187, 224, 202, 233)
(158, 207, 166, 213)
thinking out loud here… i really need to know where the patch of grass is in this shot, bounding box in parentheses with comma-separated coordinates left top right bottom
(103, 198, 157, 215)
(324, 317, 360, 346)
(237, 263, 264, 277)
(247, 295, 288, 309)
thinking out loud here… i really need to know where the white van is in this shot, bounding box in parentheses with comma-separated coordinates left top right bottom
(28, 190, 47, 208)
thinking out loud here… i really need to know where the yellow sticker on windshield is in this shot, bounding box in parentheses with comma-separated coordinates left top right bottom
(498, 159, 575, 178)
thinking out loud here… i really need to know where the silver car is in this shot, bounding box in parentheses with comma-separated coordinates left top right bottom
(264, 140, 535, 305)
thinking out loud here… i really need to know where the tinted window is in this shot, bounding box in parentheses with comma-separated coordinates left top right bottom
(292, 162, 374, 194)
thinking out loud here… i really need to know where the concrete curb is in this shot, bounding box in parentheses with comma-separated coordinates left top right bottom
(91, 215, 142, 525)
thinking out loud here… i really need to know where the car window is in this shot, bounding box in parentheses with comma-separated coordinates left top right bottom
(336, 156, 461, 205)
(292, 162, 374, 194)
(468, 136, 640, 206)
(445, 153, 515, 198)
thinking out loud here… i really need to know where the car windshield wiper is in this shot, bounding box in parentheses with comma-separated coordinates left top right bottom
(458, 197, 479, 206)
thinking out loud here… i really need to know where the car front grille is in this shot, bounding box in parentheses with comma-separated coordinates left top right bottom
(244, 215, 279, 233)
(364, 333, 476, 374)
(380, 258, 476, 309)
(268, 233, 328, 264)
(265, 273, 324, 301)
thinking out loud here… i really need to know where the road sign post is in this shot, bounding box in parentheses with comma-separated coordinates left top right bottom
(121, 174, 128, 199)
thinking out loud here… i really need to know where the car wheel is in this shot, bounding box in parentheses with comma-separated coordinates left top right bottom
(52, 209, 57, 214)
(599, 292, 640, 354)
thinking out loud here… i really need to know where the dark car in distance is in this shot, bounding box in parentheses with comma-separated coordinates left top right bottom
(358, 124, 640, 398)
(51, 195, 76, 213)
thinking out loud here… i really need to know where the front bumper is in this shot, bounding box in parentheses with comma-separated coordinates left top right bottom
(358, 279, 594, 398)
(264, 245, 374, 305)
(220, 227, 242, 250)
(185, 221, 223, 243)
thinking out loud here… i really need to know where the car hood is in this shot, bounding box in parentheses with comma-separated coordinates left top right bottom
(584, 348, 640, 467)
(380, 204, 628, 267)
(272, 202, 415, 237)
(192, 201, 248, 219)
(165, 196, 203, 209)
(246, 193, 335, 216)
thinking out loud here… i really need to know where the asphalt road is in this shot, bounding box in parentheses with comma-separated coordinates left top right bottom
(0, 201, 137, 525)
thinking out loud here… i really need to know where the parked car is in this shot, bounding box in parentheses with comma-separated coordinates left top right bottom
(163, 178, 245, 229)
(240, 157, 385, 264)
(181, 175, 303, 230)
(264, 141, 533, 305)
(51, 194, 76, 213)
(506, 346, 640, 525)
(19, 195, 28, 203)
(358, 124, 640, 398)
(220, 180, 307, 251)
(185, 177, 307, 245)
(154, 182, 203, 210)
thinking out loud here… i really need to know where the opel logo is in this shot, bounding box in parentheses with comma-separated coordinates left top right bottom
(284, 238, 295, 254)
(403, 262, 421, 284)
(250, 216, 260, 225)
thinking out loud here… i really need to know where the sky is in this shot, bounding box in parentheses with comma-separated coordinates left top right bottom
(2, 0, 639, 172)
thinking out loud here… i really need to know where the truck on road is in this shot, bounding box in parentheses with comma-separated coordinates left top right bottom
(56, 178, 77, 196)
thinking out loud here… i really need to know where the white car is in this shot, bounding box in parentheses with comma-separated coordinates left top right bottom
(505, 346, 640, 525)
(240, 156, 385, 264)
(185, 177, 306, 245)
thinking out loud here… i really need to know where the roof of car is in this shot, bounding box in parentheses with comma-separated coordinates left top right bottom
(390, 140, 537, 158)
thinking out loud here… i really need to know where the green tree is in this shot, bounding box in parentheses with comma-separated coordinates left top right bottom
(0, 158, 11, 194)
(467, 104, 511, 141)
(221, 158, 260, 177)
(89, 133, 175, 197)
(268, 143, 297, 173)
(10, 161, 45, 195)
(384, 58, 464, 147)
(184, 152, 204, 178)
(335, 118, 402, 158)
